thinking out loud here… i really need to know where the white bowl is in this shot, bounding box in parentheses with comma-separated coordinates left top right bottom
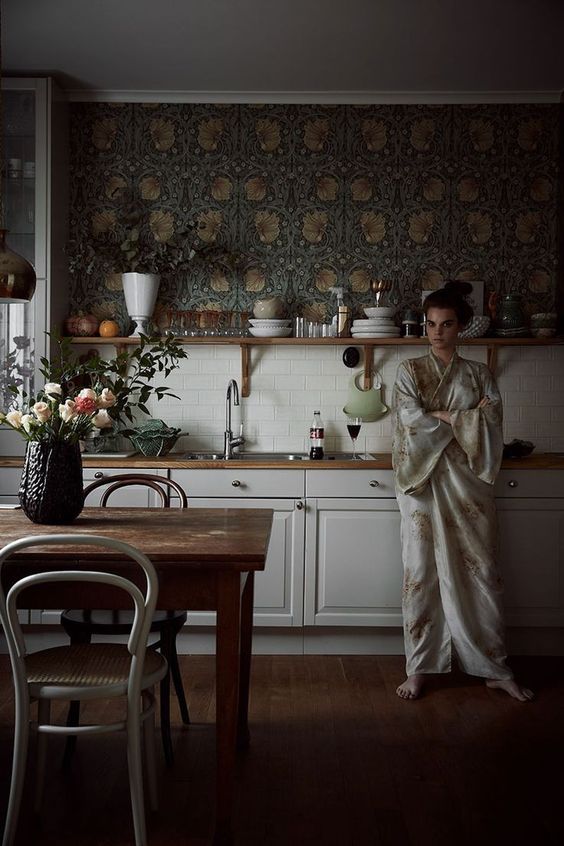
(364, 307, 395, 319)
(248, 327, 293, 338)
(248, 319, 292, 327)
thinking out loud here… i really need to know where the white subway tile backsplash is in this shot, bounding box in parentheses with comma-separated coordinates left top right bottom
(536, 359, 564, 375)
(536, 391, 564, 406)
(143, 344, 563, 455)
(504, 391, 535, 407)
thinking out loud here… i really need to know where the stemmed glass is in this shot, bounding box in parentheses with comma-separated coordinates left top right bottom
(346, 416, 362, 460)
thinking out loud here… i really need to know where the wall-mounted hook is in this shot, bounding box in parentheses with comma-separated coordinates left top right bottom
(342, 346, 360, 368)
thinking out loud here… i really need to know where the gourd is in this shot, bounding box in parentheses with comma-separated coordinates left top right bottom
(64, 313, 100, 337)
(99, 319, 121, 338)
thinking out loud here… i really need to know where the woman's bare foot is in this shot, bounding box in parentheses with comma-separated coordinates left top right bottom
(486, 679, 534, 701)
(396, 674, 425, 700)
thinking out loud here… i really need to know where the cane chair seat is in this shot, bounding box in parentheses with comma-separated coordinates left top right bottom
(26, 643, 166, 692)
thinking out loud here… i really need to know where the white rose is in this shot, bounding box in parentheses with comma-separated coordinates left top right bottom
(21, 413, 35, 433)
(6, 409, 23, 428)
(78, 388, 97, 401)
(32, 401, 52, 423)
(92, 409, 113, 429)
(43, 382, 62, 397)
(97, 388, 117, 408)
(59, 399, 78, 423)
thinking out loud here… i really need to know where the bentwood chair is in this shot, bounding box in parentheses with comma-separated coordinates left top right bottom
(0, 534, 168, 846)
(61, 474, 190, 766)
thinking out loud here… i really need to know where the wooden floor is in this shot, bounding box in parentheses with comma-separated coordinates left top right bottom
(1, 654, 563, 846)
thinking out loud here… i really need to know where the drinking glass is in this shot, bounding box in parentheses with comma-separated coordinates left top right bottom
(346, 416, 362, 459)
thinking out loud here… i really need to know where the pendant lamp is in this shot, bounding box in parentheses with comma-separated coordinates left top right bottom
(0, 1, 37, 303)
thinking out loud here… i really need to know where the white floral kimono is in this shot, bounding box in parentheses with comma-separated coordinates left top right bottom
(392, 350, 512, 680)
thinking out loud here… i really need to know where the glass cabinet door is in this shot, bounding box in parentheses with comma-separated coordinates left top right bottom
(1, 84, 37, 410)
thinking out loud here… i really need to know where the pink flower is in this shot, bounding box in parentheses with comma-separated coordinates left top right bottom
(74, 395, 97, 415)
(78, 388, 97, 401)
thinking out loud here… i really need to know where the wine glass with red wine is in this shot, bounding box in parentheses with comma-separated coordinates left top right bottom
(346, 416, 362, 459)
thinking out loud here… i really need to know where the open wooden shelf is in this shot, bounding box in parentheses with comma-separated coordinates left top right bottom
(69, 335, 564, 396)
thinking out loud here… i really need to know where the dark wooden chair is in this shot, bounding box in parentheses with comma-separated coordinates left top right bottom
(61, 474, 190, 767)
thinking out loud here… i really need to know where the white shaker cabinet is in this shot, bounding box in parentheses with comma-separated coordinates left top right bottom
(494, 470, 564, 628)
(170, 468, 306, 627)
(304, 470, 403, 626)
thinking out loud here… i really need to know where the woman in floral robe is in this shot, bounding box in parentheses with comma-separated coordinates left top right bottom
(392, 283, 533, 701)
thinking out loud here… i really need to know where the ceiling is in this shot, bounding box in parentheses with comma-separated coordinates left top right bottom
(3, 0, 564, 101)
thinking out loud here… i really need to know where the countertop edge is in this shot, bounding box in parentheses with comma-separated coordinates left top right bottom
(1, 453, 564, 470)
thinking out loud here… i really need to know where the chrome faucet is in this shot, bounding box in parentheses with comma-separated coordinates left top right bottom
(224, 379, 245, 459)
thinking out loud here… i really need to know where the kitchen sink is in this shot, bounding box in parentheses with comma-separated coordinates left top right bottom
(182, 451, 373, 461)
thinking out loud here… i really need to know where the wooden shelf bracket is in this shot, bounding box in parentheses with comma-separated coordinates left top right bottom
(240, 344, 250, 397)
(363, 345, 373, 390)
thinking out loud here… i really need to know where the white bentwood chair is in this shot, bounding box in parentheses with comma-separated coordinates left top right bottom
(0, 534, 168, 846)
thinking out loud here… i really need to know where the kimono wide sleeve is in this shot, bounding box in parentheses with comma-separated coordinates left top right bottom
(392, 360, 453, 495)
(449, 365, 503, 485)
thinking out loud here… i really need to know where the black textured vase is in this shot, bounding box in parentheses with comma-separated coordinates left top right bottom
(19, 441, 84, 524)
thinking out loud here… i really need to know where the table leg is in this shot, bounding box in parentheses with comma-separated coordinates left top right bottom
(213, 571, 242, 846)
(237, 571, 254, 749)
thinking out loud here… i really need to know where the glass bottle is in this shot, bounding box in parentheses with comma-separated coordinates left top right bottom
(309, 410, 325, 460)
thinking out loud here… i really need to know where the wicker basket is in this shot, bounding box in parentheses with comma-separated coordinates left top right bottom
(127, 419, 182, 457)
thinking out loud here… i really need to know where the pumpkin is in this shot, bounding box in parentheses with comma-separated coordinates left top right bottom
(99, 319, 121, 338)
(64, 313, 100, 337)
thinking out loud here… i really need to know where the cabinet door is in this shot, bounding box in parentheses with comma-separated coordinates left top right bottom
(496, 498, 564, 626)
(181, 497, 305, 627)
(305, 498, 403, 626)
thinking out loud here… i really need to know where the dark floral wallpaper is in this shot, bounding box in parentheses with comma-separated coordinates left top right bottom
(68, 103, 559, 327)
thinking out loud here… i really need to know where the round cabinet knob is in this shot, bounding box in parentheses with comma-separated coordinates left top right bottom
(369, 480, 380, 488)
(296, 501, 304, 510)
(231, 480, 241, 487)
(94, 472, 104, 479)
(508, 479, 518, 488)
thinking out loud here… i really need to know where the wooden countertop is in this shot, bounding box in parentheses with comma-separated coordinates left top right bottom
(1, 453, 564, 470)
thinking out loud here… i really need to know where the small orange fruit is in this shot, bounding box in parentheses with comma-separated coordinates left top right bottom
(99, 319, 120, 338)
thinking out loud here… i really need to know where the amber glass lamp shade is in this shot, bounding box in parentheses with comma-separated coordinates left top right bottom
(0, 228, 36, 303)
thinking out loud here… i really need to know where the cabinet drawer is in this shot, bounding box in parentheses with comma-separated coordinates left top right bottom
(306, 469, 395, 498)
(171, 468, 304, 498)
(0, 467, 23, 496)
(494, 469, 564, 498)
(83, 467, 167, 507)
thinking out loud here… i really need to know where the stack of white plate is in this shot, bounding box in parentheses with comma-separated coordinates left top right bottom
(352, 308, 400, 338)
(248, 318, 292, 338)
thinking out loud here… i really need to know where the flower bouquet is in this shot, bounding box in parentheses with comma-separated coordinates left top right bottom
(1, 332, 188, 524)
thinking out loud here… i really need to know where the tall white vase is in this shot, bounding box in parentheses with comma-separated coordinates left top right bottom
(121, 272, 160, 337)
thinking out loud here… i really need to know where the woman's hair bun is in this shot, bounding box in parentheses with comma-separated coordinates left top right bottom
(444, 280, 473, 298)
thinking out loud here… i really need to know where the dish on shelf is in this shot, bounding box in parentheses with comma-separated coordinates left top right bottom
(248, 327, 293, 338)
(352, 330, 401, 338)
(364, 307, 395, 319)
(248, 318, 292, 327)
(352, 318, 396, 326)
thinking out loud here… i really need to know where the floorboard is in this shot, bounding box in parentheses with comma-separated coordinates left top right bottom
(0, 654, 562, 846)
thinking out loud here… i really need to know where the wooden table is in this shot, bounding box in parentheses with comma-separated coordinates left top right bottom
(0, 507, 274, 845)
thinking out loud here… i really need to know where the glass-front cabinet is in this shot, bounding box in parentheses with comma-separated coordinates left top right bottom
(0, 78, 69, 454)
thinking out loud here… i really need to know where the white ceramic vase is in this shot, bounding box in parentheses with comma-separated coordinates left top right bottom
(121, 272, 160, 336)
